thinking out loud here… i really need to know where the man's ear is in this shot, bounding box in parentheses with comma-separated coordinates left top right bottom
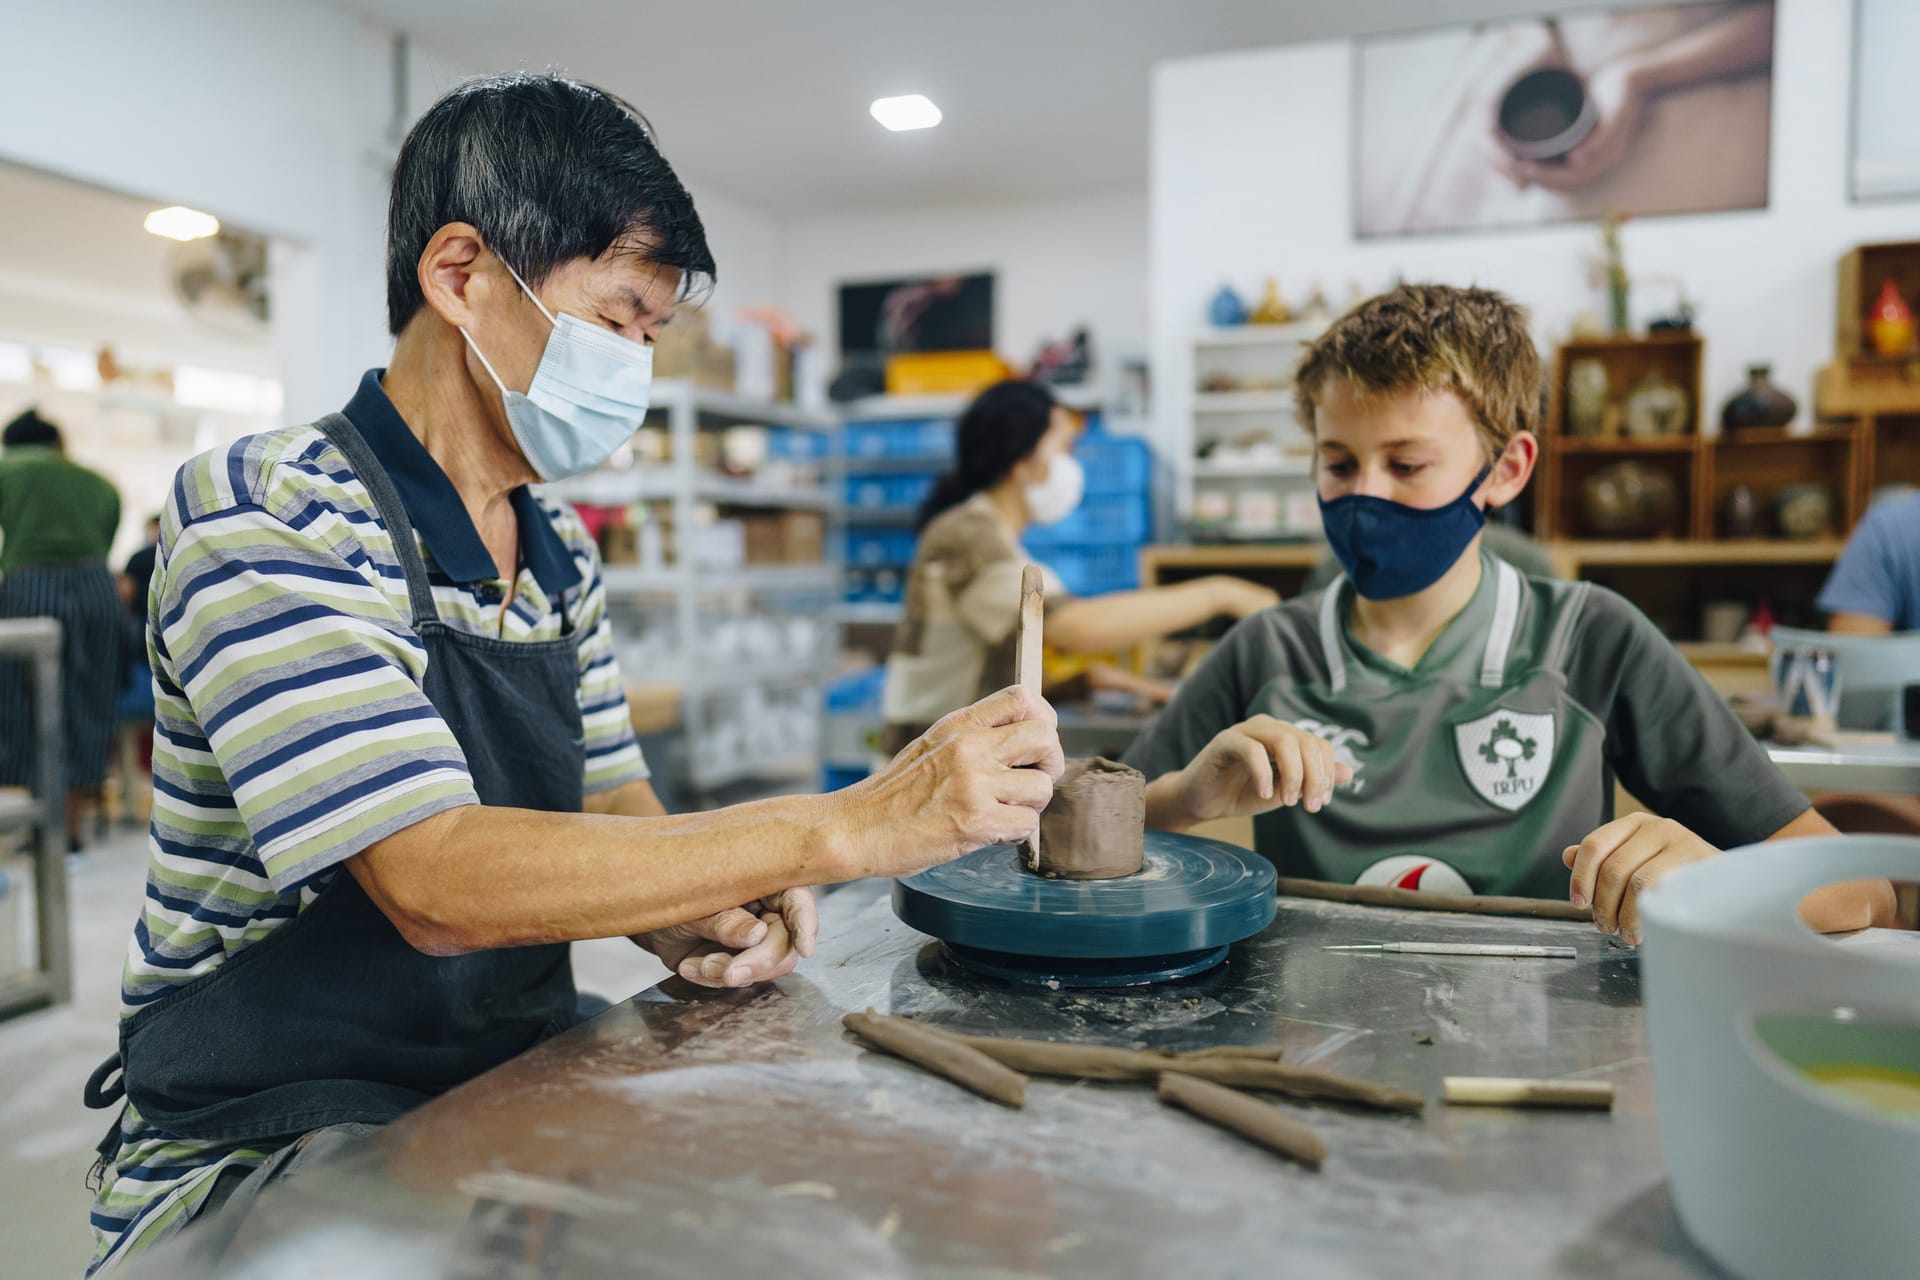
(416, 223, 489, 330)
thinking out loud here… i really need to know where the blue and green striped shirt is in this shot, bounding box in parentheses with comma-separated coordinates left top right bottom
(90, 371, 646, 1272)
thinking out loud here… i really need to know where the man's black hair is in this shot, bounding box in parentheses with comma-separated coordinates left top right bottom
(386, 72, 716, 335)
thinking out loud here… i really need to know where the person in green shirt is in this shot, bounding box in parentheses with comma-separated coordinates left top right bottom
(1125, 285, 1896, 943)
(0, 408, 124, 848)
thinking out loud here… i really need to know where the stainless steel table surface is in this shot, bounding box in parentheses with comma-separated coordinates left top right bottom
(1768, 739, 1920, 796)
(127, 882, 1713, 1280)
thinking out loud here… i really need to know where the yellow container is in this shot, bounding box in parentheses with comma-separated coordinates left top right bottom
(885, 350, 1011, 397)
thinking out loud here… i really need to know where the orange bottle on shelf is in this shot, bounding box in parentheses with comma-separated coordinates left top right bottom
(1869, 278, 1915, 357)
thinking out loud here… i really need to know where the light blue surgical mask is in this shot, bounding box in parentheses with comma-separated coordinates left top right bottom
(460, 260, 654, 481)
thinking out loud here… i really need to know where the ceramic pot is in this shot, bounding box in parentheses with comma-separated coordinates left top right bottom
(1721, 364, 1797, 432)
(1869, 279, 1914, 358)
(1495, 65, 1597, 162)
(1581, 460, 1680, 539)
(1718, 484, 1762, 539)
(1625, 370, 1689, 438)
(1566, 357, 1609, 438)
(1775, 484, 1833, 540)
(1208, 284, 1247, 327)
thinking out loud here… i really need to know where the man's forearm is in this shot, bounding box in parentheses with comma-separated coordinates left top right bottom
(348, 791, 847, 955)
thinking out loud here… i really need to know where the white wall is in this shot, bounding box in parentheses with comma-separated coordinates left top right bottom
(0, 0, 412, 423)
(777, 190, 1150, 378)
(1150, 0, 1920, 514)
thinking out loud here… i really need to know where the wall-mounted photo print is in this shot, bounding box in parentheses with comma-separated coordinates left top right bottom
(1354, 0, 1775, 238)
(1850, 0, 1920, 201)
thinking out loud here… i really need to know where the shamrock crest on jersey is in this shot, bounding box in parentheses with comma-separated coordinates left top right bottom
(1454, 709, 1555, 812)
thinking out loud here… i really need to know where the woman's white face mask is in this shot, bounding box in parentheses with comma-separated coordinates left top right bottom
(1024, 451, 1085, 527)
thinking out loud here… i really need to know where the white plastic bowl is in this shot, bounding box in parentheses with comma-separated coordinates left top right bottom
(1640, 835, 1920, 1280)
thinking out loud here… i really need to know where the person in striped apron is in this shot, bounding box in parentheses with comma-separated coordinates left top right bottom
(81, 72, 1063, 1274)
(0, 408, 122, 849)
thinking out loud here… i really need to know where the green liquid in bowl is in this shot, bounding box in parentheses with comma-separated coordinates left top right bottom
(1753, 1012, 1920, 1118)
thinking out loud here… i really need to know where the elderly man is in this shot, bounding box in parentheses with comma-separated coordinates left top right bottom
(84, 73, 1061, 1273)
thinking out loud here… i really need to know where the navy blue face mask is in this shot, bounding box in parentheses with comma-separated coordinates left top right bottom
(1319, 465, 1493, 601)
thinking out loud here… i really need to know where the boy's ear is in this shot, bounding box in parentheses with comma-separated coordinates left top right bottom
(1484, 431, 1538, 510)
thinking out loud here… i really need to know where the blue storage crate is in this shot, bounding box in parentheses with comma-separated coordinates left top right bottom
(1024, 493, 1150, 548)
(1075, 432, 1151, 495)
(825, 666, 886, 713)
(821, 764, 871, 792)
(765, 428, 826, 461)
(1045, 545, 1139, 597)
(844, 472, 936, 509)
(846, 528, 918, 569)
(843, 418, 955, 460)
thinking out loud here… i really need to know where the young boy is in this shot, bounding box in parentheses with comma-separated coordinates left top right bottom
(1126, 285, 1894, 943)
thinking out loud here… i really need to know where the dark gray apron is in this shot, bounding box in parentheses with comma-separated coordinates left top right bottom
(86, 410, 585, 1150)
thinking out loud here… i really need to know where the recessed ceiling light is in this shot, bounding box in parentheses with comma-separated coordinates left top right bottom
(870, 94, 942, 132)
(144, 206, 221, 242)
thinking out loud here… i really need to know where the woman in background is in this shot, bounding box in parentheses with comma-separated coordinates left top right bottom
(0, 409, 123, 850)
(883, 380, 1275, 750)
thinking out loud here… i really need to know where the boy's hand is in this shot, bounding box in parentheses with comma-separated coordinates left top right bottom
(1147, 715, 1353, 830)
(1563, 813, 1718, 945)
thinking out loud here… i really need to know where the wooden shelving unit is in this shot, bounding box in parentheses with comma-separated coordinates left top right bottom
(1138, 537, 1847, 646)
(1540, 334, 1708, 540)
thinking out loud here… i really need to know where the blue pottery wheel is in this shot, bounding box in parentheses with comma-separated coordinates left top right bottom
(892, 829, 1276, 987)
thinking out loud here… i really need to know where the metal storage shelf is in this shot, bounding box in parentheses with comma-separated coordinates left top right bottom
(546, 390, 841, 803)
(0, 617, 69, 1022)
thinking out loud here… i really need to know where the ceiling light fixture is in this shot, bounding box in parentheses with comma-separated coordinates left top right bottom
(144, 206, 221, 242)
(870, 94, 942, 132)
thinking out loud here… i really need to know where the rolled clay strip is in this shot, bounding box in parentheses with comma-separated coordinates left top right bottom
(1158, 1072, 1328, 1169)
(954, 1036, 1157, 1082)
(1173, 1056, 1427, 1115)
(844, 1011, 1028, 1108)
(1172, 1044, 1287, 1063)
(952, 1032, 1418, 1114)
(1276, 877, 1592, 923)
(1031, 757, 1146, 880)
(1442, 1077, 1614, 1110)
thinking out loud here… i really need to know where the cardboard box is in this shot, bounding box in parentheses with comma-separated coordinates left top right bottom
(780, 511, 825, 563)
(885, 350, 1011, 397)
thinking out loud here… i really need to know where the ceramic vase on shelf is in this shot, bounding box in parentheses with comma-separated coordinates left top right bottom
(1249, 277, 1292, 325)
(1721, 364, 1798, 433)
(1774, 484, 1833, 541)
(1566, 357, 1610, 437)
(1581, 460, 1680, 539)
(1624, 369, 1689, 438)
(1718, 484, 1762, 539)
(1869, 279, 1915, 357)
(1208, 284, 1248, 327)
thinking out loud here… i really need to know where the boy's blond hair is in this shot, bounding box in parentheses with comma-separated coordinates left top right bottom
(1293, 284, 1540, 459)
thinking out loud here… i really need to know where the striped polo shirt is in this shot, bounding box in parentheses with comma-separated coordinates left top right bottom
(89, 370, 647, 1273)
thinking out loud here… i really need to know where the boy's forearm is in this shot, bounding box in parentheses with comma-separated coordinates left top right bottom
(1144, 771, 1197, 833)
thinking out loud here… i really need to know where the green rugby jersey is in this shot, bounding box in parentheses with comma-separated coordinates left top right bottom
(1127, 553, 1809, 898)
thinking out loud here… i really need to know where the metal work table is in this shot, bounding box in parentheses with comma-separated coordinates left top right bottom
(1768, 739, 1920, 796)
(130, 882, 1711, 1280)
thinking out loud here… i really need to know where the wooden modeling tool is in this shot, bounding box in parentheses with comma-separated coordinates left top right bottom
(1326, 943, 1577, 959)
(1015, 563, 1045, 872)
(1442, 1077, 1614, 1110)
